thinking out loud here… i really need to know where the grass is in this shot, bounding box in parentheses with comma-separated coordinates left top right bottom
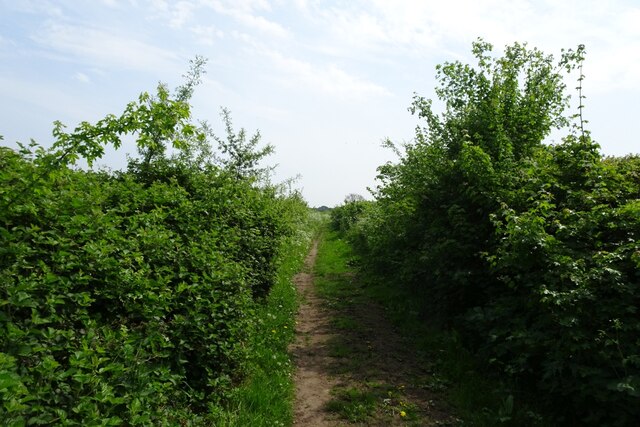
(317, 228, 553, 426)
(360, 256, 554, 427)
(326, 383, 424, 424)
(313, 230, 353, 276)
(209, 210, 325, 426)
(313, 230, 365, 306)
(326, 387, 378, 422)
(314, 229, 442, 426)
(330, 315, 360, 331)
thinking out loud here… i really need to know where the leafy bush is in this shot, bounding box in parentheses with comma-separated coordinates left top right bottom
(0, 61, 307, 424)
(330, 196, 372, 234)
(479, 145, 640, 425)
(353, 39, 640, 425)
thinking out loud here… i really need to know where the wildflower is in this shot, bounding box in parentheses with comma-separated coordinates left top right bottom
(400, 410, 407, 417)
(271, 329, 276, 333)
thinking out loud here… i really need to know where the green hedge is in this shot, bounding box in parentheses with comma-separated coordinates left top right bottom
(0, 65, 307, 424)
(0, 148, 305, 425)
(346, 40, 640, 426)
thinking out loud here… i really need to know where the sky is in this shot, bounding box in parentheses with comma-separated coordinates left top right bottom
(1, 0, 639, 207)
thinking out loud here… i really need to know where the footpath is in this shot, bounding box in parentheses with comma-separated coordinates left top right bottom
(290, 233, 459, 426)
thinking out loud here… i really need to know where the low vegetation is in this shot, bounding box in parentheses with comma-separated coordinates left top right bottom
(315, 230, 458, 426)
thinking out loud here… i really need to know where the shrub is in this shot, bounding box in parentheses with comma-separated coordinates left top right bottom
(0, 62, 307, 424)
(355, 39, 640, 425)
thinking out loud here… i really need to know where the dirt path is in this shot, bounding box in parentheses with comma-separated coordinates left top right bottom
(291, 238, 459, 426)
(290, 240, 338, 426)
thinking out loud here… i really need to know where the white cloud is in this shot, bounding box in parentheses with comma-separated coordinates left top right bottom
(264, 49, 391, 98)
(169, 1, 196, 28)
(142, 0, 198, 28)
(230, 30, 255, 45)
(31, 22, 180, 72)
(307, 0, 538, 56)
(618, 7, 640, 36)
(191, 25, 224, 45)
(73, 72, 91, 83)
(588, 41, 640, 92)
(234, 12, 288, 38)
(204, 0, 272, 13)
(297, 0, 640, 91)
(3, 0, 65, 18)
(291, 0, 308, 11)
(147, 0, 169, 13)
(100, 0, 120, 7)
(203, 0, 289, 38)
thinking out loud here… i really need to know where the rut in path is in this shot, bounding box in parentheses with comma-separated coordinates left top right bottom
(290, 238, 458, 426)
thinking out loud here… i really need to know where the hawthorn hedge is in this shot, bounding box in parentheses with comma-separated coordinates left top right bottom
(0, 63, 307, 424)
(346, 41, 640, 426)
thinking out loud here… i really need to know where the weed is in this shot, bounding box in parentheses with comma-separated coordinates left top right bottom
(326, 387, 377, 423)
(331, 315, 360, 331)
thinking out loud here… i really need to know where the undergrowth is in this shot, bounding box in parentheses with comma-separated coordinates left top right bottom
(211, 211, 325, 426)
(320, 228, 553, 426)
(362, 267, 554, 427)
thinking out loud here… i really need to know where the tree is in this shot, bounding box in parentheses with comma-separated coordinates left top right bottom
(210, 108, 274, 181)
(344, 193, 365, 203)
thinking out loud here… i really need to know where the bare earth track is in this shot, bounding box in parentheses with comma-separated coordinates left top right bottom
(290, 240, 338, 426)
(291, 239, 458, 426)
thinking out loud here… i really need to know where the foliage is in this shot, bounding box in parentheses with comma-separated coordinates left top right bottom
(329, 195, 373, 235)
(209, 209, 323, 427)
(0, 61, 308, 424)
(347, 39, 640, 425)
(210, 108, 275, 182)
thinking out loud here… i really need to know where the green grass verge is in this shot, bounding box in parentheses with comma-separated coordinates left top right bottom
(316, 228, 552, 426)
(314, 230, 437, 425)
(358, 256, 554, 426)
(313, 230, 364, 306)
(210, 210, 326, 426)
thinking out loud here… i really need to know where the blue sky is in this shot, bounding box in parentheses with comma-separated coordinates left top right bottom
(1, 0, 639, 206)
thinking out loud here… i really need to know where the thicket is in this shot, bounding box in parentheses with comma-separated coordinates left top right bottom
(339, 40, 640, 426)
(330, 196, 372, 234)
(0, 60, 307, 425)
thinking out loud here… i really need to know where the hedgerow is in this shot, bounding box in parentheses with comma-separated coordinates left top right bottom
(330, 196, 372, 234)
(347, 40, 640, 425)
(0, 59, 307, 424)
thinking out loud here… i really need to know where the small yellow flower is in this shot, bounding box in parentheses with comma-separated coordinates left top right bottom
(271, 329, 276, 333)
(400, 410, 406, 417)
